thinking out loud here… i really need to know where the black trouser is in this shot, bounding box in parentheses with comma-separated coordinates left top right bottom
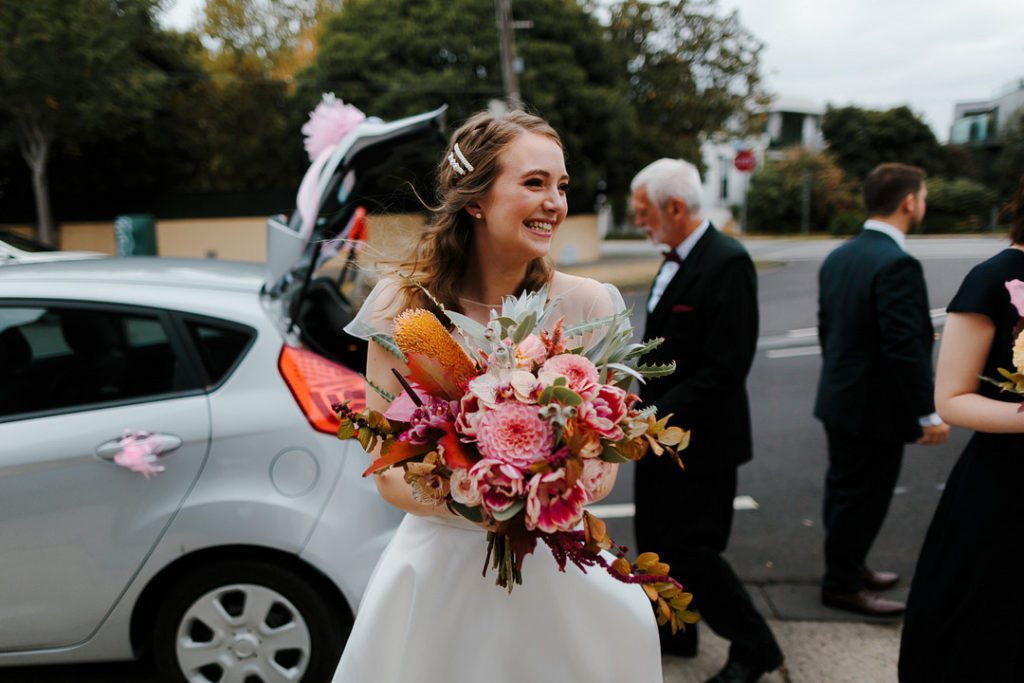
(822, 427, 904, 593)
(635, 455, 783, 669)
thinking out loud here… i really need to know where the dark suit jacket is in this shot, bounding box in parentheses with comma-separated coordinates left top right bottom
(814, 228, 935, 443)
(639, 225, 759, 469)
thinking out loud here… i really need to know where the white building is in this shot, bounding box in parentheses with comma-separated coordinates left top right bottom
(950, 76, 1024, 145)
(700, 97, 824, 232)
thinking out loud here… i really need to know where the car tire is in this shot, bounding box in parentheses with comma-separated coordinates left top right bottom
(151, 559, 350, 683)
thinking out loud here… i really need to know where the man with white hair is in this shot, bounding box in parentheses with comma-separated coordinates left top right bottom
(631, 159, 783, 683)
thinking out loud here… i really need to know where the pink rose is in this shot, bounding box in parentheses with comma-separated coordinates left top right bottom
(1007, 280, 1024, 317)
(525, 470, 589, 533)
(469, 458, 526, 514)
(578, 383, 628, 441)
(514, 334, 548, 369)
(538, 354, 599, 392)
(449, 467, 482, 507)
(580, 458, 615, 501)
(476, 402, 553, 468)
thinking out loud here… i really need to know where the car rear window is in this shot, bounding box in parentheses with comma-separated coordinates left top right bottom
(0, 305, 193, 418)
(185, 320, 254, 386)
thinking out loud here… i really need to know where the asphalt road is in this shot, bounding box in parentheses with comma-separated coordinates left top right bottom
(4, 236, 1008, 681)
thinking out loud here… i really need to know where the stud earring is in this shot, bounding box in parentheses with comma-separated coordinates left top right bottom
(475, 213, 482, 219)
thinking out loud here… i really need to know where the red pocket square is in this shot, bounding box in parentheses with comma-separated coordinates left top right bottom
(672, 304, 694, 312)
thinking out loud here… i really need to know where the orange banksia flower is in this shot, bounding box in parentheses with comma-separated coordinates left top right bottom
(392, 308, 478, 398)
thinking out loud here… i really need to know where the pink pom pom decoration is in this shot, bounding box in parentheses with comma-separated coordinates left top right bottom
(113, 430, 166, 479)
(301, 93, 366, 163)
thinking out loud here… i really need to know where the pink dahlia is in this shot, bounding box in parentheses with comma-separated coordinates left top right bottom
(475, 402, 553, 468)
(539, 354, 599, 392)
(525, 470, 588, 533)
(469, 458, 526, 514)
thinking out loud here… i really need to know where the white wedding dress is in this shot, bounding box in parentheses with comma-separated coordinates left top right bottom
(333, 272, 663, 683)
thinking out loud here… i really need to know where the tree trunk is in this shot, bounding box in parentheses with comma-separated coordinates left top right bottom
(17, 117, 56, 247)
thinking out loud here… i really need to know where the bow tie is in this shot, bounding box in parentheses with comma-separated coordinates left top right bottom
(662, 250, 683, 264)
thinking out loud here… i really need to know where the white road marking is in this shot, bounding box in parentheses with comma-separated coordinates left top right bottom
(588, 495, 760, 519)
(766, 346, 821, 359)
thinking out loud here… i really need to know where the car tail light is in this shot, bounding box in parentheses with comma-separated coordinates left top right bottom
(279, 346, 366, 434)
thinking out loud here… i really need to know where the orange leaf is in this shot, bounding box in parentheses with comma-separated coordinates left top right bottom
(363, 440, 432, 476)
(439, 424, 475, 469)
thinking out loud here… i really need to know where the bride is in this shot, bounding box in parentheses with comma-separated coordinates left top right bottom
(333, 110, 663, 682)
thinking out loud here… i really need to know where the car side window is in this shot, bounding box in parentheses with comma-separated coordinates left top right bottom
(0, 305, 195, 419)
(185, 320, 254, 387)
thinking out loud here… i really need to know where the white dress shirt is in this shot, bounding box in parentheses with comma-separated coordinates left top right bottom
(647, 220, 711, 313)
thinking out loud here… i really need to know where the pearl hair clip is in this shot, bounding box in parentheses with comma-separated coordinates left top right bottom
(447, 142, 475, 176)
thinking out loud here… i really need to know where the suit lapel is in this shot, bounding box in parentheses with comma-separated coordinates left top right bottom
(647, 227, 716, 334)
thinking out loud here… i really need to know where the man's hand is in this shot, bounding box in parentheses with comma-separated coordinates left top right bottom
(917, 423, 950, 445)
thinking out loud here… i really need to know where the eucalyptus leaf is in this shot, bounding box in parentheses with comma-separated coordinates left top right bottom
(552, 386, 583, 406)
(337, 420, 356, 440)
(513, 311, 538, 343)
(600, 445, 631, 463)
(450, 501, 484, 523)
(491, 499, 525, 521)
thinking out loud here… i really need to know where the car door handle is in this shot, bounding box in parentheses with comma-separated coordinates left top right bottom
(96, 433, 183, 460)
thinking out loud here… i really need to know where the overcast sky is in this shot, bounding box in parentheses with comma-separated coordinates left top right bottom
(161, 0, 1024, 142)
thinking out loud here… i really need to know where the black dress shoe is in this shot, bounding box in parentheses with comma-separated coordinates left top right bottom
(821, 588, 905, 616)
(705, 657, 777, 683)
(861, 568, 900, 591)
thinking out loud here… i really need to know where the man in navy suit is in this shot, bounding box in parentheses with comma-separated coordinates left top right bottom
(631, 159, 782, 683)
(815, 163, 949, 617)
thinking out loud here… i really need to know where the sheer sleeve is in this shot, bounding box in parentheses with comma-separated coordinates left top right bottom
(344, 277, 406, 341)
(546, 272, 630, 350)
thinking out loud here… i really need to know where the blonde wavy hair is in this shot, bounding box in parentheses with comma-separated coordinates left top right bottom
(391, 109, 561, 319)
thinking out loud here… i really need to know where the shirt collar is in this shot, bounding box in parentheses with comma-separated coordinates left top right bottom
(863, 219, 906, 250)
(670, 219, 711, 262)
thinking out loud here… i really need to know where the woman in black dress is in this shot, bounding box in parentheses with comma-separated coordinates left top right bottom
(899, 178, 1024, 681)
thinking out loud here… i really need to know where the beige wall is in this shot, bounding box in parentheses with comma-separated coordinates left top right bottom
(3, 213, 601, 266)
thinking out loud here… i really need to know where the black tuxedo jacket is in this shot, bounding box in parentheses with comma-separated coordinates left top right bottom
(640, 226, 759, 469)
(814, 228, 935, 443)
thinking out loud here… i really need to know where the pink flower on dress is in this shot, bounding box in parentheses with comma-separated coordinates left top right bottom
(449, 467, 482, 507)
(578, 383, 629, 441)
(580, 458, 615, 501)
(1007, 279, 1024, 317)
(469, 459, 526, 514)
(525, 470, 589, 533)
(475, 402, 553, 468)
(538, 354, 599, 391)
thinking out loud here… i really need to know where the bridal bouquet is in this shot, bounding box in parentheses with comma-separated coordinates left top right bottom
(980, 279, 1024, 404)
(336, 284, 697, 633)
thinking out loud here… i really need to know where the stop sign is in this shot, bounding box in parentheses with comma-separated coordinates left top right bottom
(734, 149, 756, 172)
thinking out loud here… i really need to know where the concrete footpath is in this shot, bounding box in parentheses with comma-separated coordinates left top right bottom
(564, 240, 904, 683)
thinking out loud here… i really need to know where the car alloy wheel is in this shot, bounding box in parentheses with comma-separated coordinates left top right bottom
(153, 560, 349, 683)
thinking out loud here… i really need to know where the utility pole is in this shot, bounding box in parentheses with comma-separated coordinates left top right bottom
(495, 0, 523, 110)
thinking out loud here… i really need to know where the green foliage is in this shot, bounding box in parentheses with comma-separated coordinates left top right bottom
(920, 176, 997, 234)
(821, 105, 952, 181)
(0, 0, 181, 240)
(745, 148, 859, 234)
(993, 108, 1024, 205)
(304, 0, 637, 213)
(608, 0, 768, 177)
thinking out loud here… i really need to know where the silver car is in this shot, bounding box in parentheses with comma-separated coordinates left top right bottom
(0, 108, 446, 683)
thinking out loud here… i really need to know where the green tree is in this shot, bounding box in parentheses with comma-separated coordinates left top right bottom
(304, 0, 635, 212)
(821, 105, 951, 182)
(746, 148, 858, 234)
(0, 0, 174, 244)
(608, 0, 768, 174)
(923, 177, 998, 234)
